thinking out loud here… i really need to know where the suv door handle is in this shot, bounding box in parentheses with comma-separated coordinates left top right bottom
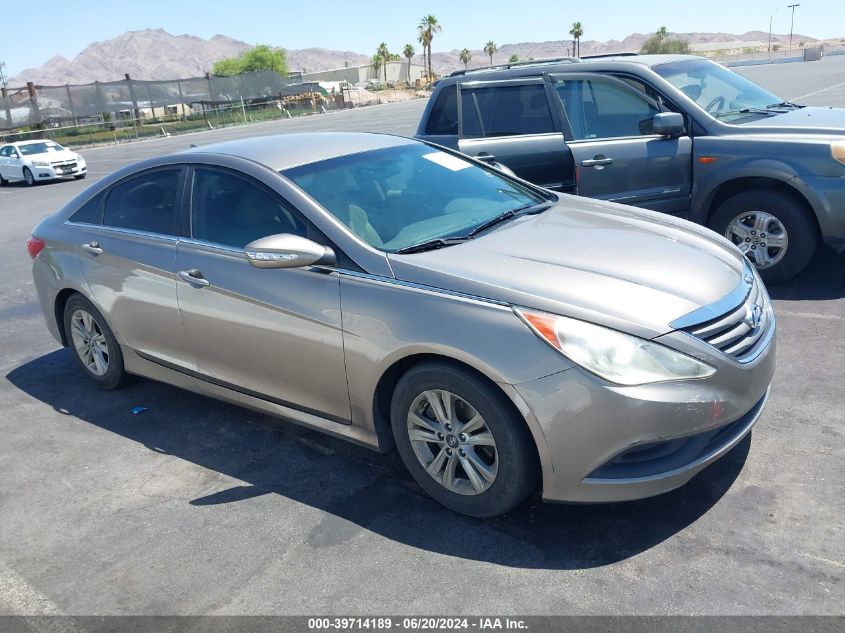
(177, 269, 210, 287)
(81, 241, 103, 255)
(581, 156, 613, 167)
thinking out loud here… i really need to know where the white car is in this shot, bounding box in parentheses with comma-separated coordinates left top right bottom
(0, 140, 87, 186)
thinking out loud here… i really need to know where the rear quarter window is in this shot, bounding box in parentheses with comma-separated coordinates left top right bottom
(68, 192, 104, 224)
(425, 86, 458, 135)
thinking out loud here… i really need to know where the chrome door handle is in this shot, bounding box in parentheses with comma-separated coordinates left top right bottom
(581, 157, 613, 167)
(177, 269, 210, 287)
(81, 242, 103, 255)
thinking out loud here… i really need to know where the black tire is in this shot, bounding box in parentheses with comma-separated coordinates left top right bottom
(23, 167, 36, 187)
(63, 294, 129, 390)
(0, 172, 7, 186)
(709, 189, 818, 285)
(390, 361, 539, 517)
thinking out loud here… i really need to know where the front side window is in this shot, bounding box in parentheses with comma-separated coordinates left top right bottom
(190, 168, 307, 249)
(282, 144, 547, 252)
(460, 83, 555, 137)
(0, 146, 9, 157)
(103, 169, 181, 235)
(554, 76, 660, 140)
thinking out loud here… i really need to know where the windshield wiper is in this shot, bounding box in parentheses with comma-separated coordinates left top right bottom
(766, 100, 802, 109)
(715, 107, 773, 119)
(395, 237, 470, 254)
(466, 201, 552, 238)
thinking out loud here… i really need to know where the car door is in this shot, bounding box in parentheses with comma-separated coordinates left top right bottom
(174, 165, 350, 422)
(73, 166, 191, 368)
(4, 146, 23, 179)
(549, 72, 693, 215)
(457, 78, 574, 191)
(0, 146, 9, 178)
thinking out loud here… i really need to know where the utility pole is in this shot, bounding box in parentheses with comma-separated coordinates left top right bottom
(768, 15, 773, 62)
(787, 4, 800, 51)
(0, 61, 7, 89)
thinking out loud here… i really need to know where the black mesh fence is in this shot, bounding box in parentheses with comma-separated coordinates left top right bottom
(0, 70, 303, 130)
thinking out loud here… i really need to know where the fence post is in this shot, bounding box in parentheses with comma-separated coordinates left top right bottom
(65, 84, 77, 125)
(125, 73, 141, 128)
(27, 82, 43, 130)
(1, 87, 12, 130)
(176, 80, 187, 121)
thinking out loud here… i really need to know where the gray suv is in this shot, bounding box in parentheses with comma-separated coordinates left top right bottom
(416, 54, 845, 284)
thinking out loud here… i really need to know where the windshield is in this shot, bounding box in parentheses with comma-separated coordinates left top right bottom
(282, 144, 547, 252)
(653, 59, 784, 122)
(18, 141, 65, 156)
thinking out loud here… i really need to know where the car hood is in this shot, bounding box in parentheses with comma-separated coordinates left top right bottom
(386, 197, 746, 339)
(26, 149, 78, 163)
(741, 106, 845, 133)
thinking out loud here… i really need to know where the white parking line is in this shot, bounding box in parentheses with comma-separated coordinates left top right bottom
(775, 310, 843, 321)
(789, 80, 845, 101)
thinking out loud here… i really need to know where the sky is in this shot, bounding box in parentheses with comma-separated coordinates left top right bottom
(2, 0, 844, 77)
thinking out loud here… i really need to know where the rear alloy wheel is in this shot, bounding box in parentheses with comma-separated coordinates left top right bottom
(63, 294, 129, 390)
(23, 167, 35, 186)
(0, 172, 7, 186)
(709, 189, 818, 285)
(391, 362, 538, 517)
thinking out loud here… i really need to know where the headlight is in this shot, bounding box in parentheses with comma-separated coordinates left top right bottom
(515, 308, 715, 386)
(31, 160, 50, 167)
(831, 140, 845, 166)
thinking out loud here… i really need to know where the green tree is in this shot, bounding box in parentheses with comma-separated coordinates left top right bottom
(569, 21, 584, 57)
(640, 27, 691, 54)
(376, 42, 390, 82)
(484, 41, 497, 67)
(371, 54, 383, 83)
(508, 54, 519, 63)
(418, 15, 442, 81)
(459, 48, 472, 69)
(403, 44, 415, 83)
(213, 44, 288, 76)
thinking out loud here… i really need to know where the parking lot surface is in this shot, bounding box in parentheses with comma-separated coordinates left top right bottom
(0, 74, 843, 615)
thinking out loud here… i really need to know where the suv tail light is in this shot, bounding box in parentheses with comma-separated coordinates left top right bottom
(27, 237, 45, 259)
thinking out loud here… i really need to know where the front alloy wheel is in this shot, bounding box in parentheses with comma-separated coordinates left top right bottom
(407, 389, 498, 495)
(724, 210, 788, 269)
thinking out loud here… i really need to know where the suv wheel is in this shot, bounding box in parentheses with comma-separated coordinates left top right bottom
(709, 189, 818, 285)
(63, 294, 129, 390)
(390, 362, 539, 517)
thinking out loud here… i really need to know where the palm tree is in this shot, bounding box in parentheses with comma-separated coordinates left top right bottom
(656, 26, 669, 39)
(376, 42, 390, 82)
(403, 44, 415, 83)
(569, 21, 584, 57)
(484, 41, 497, 67)
(418, 15, 442, 81)
(371, 54, 383, 82)
(459, 48, 472, 70)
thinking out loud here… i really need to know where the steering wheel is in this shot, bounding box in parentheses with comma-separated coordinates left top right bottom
(705, 96, 725, 114)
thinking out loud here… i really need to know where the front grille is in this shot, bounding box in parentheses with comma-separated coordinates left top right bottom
(682, 274, 772, 360)
(51, 161, 77, 169)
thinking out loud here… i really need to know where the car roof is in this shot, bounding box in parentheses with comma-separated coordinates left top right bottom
(6, 139, 56, 147)
(439, 54, 700, 85)
(183, 132, 418, 171)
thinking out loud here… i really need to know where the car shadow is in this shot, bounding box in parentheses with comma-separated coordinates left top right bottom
(768, 244, 845, 301)
(6, 349, 750, 570)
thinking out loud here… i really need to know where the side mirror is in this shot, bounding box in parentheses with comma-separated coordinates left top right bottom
(244, 234, 336, 269)
(652, 112, 685, 137)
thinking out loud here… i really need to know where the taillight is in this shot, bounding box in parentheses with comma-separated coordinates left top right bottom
(27, 237, 45, 259)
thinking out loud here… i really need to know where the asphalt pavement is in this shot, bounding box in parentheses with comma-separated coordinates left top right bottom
(0, 70, 843, 617)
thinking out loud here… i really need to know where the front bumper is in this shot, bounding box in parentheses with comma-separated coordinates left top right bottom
(33, 159, 87, 180)
(511, 326, 776, 503)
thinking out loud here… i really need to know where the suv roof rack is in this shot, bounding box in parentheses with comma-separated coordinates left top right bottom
(579, 52, 640, 59)
(448, 57, 579, 78)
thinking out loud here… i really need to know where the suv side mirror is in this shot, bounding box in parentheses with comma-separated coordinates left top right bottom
(652, 112, 685, 137)
(245, 234, 336, 269)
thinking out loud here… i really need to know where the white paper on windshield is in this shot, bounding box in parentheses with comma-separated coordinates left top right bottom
(422, 151, 472, 171)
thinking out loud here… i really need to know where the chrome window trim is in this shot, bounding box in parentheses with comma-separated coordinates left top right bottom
(63, 221, 179, 243)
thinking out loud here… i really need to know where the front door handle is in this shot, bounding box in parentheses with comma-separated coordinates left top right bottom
(177, 269, 210, 287)
(581, 156, 613, 168)
(81, 241, 103, 255)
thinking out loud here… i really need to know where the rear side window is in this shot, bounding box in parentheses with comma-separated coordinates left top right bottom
(103, 169, 181, 235)
(68, 192, 104, 224)
(460, 83, 555, 137)
(425, 86, 458, 135)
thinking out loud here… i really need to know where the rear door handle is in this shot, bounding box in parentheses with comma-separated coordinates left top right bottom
(177, 269, 210, 287)
(581, 156, 613, 167)
(81, 242, 103, 255)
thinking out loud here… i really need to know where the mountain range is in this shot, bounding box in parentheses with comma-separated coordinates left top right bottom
(10, 28, 818, 86)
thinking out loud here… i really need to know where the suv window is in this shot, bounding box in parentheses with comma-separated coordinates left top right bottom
(103, 169, 181, 235)
(190, 168, 307, 249)
(554, 76, 659, 140)
(461, 83, 554, 137)
(424, 86, 458, 135)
